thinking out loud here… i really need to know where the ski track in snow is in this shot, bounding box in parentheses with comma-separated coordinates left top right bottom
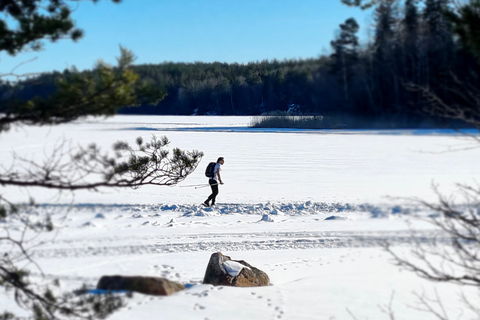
(19, 201, 437, 259)
(30, 231, 433, 259)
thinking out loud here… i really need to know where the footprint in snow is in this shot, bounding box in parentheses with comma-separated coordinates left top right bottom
(192, 291, 209, 297)
(152, 264, 179, 279)
(193, 303, 206, 310)
(81, 221, 95, 227)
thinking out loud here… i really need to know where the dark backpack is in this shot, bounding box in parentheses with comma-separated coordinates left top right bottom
(205, 162, 216, 178)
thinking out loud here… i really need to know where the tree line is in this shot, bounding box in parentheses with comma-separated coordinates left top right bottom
(2, 0, 479, 129)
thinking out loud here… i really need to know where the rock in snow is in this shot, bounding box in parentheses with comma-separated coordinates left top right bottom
(203, 252, 270, 287)
(96, 275, 184, 296)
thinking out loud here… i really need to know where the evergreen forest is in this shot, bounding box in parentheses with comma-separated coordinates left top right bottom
(2, 0, 480, 129)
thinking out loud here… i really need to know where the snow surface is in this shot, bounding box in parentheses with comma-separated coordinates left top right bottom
(1, 116, 479, 319)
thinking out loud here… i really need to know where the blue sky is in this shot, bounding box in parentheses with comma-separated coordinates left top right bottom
(2, 0, 374, 77)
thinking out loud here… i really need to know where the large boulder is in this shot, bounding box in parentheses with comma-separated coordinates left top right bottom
(203, 252, 270, 287)
(96, 275, 184, 296)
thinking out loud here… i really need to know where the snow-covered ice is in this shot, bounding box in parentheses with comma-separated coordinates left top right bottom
(1, 116, 479, 319)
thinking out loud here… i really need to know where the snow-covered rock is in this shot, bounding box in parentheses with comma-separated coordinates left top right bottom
(203, 252, 270, 287)
(222, 260, 251, 277)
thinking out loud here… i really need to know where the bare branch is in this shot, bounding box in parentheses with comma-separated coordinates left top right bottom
(410, 290, 449, 320)
(0, 135, 203, 191)
(378, 291, 396, 320)
(405, 71, 480, 129)
(386, 182, 480, 319)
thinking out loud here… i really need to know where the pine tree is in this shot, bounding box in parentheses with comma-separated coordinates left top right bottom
(400, 0, 421, 110)
(330, 18, 360, 102)
(445, 0, 480, 59)
(373, 0, 397, 63)
(421, 0, 455, 100)
(403, 0, 419, 48)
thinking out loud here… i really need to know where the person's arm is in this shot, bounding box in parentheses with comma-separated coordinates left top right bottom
(216, 168, 223, 184)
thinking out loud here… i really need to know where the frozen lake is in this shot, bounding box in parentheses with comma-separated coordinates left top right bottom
(1, 115, 478, 205)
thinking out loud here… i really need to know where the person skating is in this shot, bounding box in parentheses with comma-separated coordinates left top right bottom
(203, 157, 224, 207)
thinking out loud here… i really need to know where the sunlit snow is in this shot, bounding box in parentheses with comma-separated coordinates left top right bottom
(1, 116, 479, 319)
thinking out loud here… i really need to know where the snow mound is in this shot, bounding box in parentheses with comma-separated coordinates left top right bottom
(35, 201, 417, 219)
(325, 215, 348, 221)
(260, 214, 274, 222)
(80, 221, 95, 227)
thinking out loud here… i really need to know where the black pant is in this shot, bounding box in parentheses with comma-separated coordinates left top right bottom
(206, 179, 219, 205)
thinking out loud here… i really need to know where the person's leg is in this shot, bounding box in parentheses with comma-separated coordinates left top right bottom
(204, 189, 212, 206)
(205, 179, 218, 206)
(210, 183, 219, 205)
